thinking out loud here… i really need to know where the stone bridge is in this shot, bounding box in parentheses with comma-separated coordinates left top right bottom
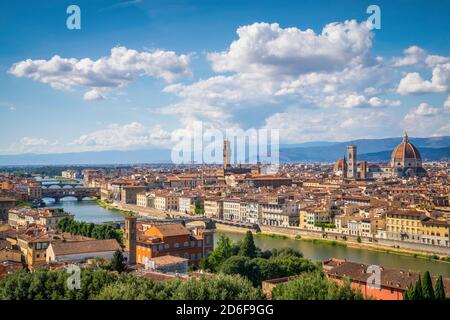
(41, 187, 100, 202)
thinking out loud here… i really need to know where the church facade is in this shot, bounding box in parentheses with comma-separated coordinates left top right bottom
(333, 132, 427, 179)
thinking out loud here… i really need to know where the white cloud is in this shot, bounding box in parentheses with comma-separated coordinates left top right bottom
(403, 102, 450, 136)
(444, 95, 450, 110)
(9, 46, 192, 100)
(393, 46, 428, 67)
(263, 109, 389, 143)
(208, 20, 374, 77)
(393, 45, 449, 68)
(5, 137, 61, 154)
(70, 122, 172, 151)
(397, 65, 450, 95)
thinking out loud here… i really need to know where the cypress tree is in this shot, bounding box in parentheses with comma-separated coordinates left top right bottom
(403, 285, 414, 300)
(434, 275, 446, 300)
(414, 276, 423, 300)
(110, 250, 126, 273)
(239, 231, 257, 258)
(422, 271, 435, 300)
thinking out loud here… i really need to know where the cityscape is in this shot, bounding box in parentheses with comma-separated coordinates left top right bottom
(0, 0, 449, 307)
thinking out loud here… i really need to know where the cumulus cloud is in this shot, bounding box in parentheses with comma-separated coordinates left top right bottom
(208, 20, 374, 77)
(395, 46, 450, 95)
(70, 122, 172, 151)
(263, 108, 390, 143)
(156, 20, 414, 143)
(4, 137, 61, 154)
(403, 102, 449, 136)
(444, 95, 450, 110)
(393, 45, 449, 67)
(397, 65, 450, 95)
(322, 94, 400, 109)
(9, 46, 192, 100)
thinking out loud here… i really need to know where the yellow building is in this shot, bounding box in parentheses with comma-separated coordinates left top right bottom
(16, 232, 52, 269)
(204, 198, 223, 219)
(385, 209, 424, 243)
(421, 218, 450, 247)
(386, 209, 425, 242)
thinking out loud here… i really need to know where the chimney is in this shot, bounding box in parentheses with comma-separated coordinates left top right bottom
(124, 215, 137, 265)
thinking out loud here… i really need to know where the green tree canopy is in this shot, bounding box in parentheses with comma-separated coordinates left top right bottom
(421, 271, 435, 300)
(434, 275, 446, 300)
(203, 234, 233, 272)
(272, 271, 363, 300)
(239, 231, 257, 258)
(110, 250, 126, 273)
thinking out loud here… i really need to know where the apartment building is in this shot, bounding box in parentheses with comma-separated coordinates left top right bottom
(385, 209, 424, 242)
(8, 208, 73, 229)
(178, 195, 197, 214)
(421, 217, 450, 247)
(136, 192, 155, 208)
(136, 223, 214, 266)
(260, 200, 299, 227)
(304, 208, 333, 230)
(121, 186, 147, 205)
(154, 193, 179, 211)
(222, 199, 242, 222)
(241, 200, 261, 225)
(204, 198, 223, 219)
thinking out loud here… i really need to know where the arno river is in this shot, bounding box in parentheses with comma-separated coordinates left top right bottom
(45, 198, 450, 277)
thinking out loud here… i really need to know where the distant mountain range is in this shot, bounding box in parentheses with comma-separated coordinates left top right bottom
(279, 136, 450, 162)
(1, 136, 450, 166)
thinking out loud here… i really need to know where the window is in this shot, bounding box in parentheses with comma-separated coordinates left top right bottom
(164, 244, 170, 250)
(174, 242, 179, 248)
(205, 236, 211, 244)
(159, 245, 163, 251)
(184, 242, 189, 247)
(153, 245, 157, 252)
(198, 240, 202, 247)
(191, 253, 195, 260)
(198, 253, 202, 260)
(184, 253, 189, 259)
(191, 241, 195, 247)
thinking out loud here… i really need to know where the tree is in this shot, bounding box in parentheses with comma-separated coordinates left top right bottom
(110, 251, 126, 273)
(271, 248, 302, 258)
(204, 235, 233, 271)
(414, 276, 423, 300)
(421, 271, 435, 300)
(219, 256, 261, 285)
(434, 275, 446, 300)
(171, 274, 266, 300)
(403, 286, 414, 300)
(239, 231, 257, 258)
(272, 271, 363, 300)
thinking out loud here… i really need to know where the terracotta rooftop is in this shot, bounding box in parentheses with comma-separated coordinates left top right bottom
(151, 224, 191, 237)
(325, 259, 450, 297)
(50, 239, 121, 256)
(149, 255, 188, 266)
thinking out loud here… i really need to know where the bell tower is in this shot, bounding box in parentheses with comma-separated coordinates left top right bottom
(347, 145, 357, 179)
(124, 215, 137, 265)
(223, 139, 231, 169)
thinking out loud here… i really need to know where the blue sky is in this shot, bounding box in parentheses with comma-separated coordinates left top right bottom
(1, 0, 450, 154)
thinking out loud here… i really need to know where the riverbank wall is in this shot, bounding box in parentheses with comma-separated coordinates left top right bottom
(215, 223, 450, 258)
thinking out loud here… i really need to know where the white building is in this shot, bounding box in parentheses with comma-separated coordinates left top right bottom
(223, 199, 242, 222)
(260, 200, 299, 227)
